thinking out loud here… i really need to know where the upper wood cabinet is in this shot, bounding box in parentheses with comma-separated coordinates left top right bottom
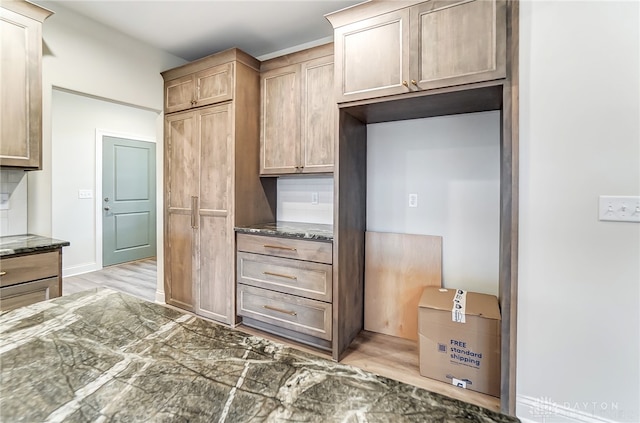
(260, 44, 335, 175)
(164, 61, 234, 113)
(0, 1, 52, 169)
(327, 0, 506, 103)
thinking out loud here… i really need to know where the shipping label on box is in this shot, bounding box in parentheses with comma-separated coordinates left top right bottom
(418, 287, 501, 397)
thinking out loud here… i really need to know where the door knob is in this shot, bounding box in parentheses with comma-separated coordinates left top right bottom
(104, 197, 109, 202)
(104, 206, 110, 211)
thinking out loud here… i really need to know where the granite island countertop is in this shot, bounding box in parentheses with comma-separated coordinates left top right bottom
(0, 289, 518, 423)
(0, 234, 70, 257)
(235, 221, 333, 242)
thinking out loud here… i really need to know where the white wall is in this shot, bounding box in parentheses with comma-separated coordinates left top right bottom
(277, 176, 333, 225)
(517, 1, 639, 422)
(367, 111, 501, 296)
(25, 1, 185, 300)
(0, 170, 28, 236)
(51, 88, 158, 276)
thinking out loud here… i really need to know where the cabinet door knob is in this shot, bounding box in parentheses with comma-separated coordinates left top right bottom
(402, 80, 409, 88)
(411, 79, 418, 86)
(104, 206, 110, 211)
(0, 271, 6, 276)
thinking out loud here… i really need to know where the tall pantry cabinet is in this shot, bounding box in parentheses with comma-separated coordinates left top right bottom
(162, 49, 275, 324)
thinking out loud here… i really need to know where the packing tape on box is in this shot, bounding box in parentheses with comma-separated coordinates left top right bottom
(452, 289, 467, 323)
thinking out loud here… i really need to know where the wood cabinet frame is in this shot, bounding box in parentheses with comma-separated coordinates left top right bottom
(259, 43, 335, 175)
(162, 50, 277, 324)
(330, 0, 506, 103)
(0, 248, 63, 311)
(327, 0, 519, 415)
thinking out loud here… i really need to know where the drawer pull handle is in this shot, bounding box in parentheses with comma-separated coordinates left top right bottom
(0, 271, 5, 276)
(263, 244, 297, 252)
(263, 271, 297, 280)
(263, 305, 297, 316)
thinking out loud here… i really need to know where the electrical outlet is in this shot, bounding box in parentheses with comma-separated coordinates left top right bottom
(311, 192, 319, 205)
(599, 195, 640, 222)
(409, 193, 418, 208)
(0, 193, 9, 210)
(78, 189, 93, 199)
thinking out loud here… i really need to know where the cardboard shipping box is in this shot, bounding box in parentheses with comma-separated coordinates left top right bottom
(418, 287, 501, 397)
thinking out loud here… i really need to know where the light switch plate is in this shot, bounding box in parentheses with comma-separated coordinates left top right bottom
(409, 193, 418, 208)
(599, 196, 640, 222)
(78, 189, 93, 199)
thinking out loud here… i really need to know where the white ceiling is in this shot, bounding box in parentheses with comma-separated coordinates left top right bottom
(34, 0, 362, 62)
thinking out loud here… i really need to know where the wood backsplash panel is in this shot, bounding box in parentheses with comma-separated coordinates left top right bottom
(364, 231, 442, 341)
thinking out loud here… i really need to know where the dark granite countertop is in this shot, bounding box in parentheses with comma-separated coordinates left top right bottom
(235, 221, 333, 242)
(0, 289, 519, 422)
(0, 234, 70, 257)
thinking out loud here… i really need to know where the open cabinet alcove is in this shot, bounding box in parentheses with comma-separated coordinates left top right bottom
(330, 1, 519, 414)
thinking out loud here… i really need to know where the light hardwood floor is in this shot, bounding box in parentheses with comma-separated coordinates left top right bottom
(63, 258, 157, 302)
(62, 257, 499, 412)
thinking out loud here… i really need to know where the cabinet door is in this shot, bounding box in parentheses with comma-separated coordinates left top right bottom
(0, 8, 43, 168)
(164, 112, 198, 311)
(164, 74, 195, 114)
(334, 8, 411, 103)
(300, 55, 335, 173)
(410, 0, 506, 90)
(194, 62, 234, 108)
(196, 104, 234, 324)
(260, 64, 301, 175)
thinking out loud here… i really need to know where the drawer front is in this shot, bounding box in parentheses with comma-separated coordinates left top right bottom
(0, 251, 59, 288)
(237, 252, 332, 302)
(237, 233, 332, 264)
(238, 284, 332, 341)
(0, 277, 60, 312)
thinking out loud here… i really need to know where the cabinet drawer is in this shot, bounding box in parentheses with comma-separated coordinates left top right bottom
(237, 234, 332, 264)
(238, 284, 332, 341)
(238, 252, 332, 302)
(0, 251, 59, 288)
(0, 277, 60, 312)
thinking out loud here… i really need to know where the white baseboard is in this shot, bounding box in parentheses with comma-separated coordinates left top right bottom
(63, 262, 100, 278)
(517, 395, 626, 423)
(155, 289, 165, 304)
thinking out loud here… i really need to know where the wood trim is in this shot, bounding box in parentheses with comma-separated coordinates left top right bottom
(332, 110, 367, 361)
(233, 60, 276, 226)
(260, 43, 333, 72)
(325, 0, 424, 29)
(57, 248, 62, 297)
(161, 48, 260, 81)
(343, 83, 503, 124)
(240, 318, 333, 352)
(500, 0, 519, 415)
(338, 79, 504, 110)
